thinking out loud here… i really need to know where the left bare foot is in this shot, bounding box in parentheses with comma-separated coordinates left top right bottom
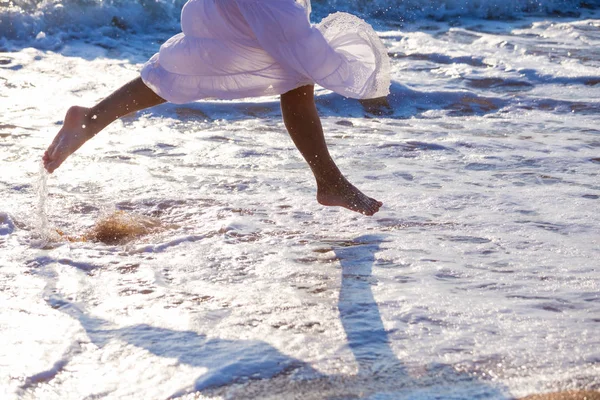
(316, 178, 383, 216)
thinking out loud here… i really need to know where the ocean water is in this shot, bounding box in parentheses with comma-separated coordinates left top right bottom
(1, 0, 599, 399)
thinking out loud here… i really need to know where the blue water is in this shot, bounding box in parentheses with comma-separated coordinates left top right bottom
(2, 0, 600, 42)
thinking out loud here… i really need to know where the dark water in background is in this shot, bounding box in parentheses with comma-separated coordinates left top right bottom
(2, 0, 600, 42)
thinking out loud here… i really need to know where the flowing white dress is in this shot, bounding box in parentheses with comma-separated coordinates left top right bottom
(140, 0, 390, 104)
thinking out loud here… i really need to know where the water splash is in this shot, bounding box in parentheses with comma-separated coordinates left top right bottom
(36, 163, 49, 233)
(34, 162, 59, 245)
(33, 163, 163, 245)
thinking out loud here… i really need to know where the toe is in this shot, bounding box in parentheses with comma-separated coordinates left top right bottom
(45, 160, 59, 173)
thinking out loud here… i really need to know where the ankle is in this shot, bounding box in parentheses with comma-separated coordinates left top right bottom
(67, 106, 99, 139)
(316, 174, 349, 193)
(82, 112, 101, 138)
(311, 163, 343, 184)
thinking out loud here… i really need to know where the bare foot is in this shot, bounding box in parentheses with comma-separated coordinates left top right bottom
(43, 106, 95, 173)
(316, 178, 383, 216)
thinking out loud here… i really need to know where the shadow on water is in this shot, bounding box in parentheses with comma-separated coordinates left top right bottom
(331, 234, 508, 399)
(139, 80, 511, 125)
(24, 262, 319, 398)
(131, 79, 598, 124)
(24, 236, 509, 399)
(335, 235, 405, 377)
(46, 301, 316, 396)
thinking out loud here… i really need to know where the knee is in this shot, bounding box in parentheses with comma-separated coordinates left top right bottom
(281, 85, 315, 109)
(283, 84, 314, 98)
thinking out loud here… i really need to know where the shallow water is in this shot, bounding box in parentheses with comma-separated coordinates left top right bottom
(1, 1, 599, 399)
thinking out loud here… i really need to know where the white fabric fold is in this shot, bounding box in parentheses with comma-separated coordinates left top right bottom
(141, 0, 390, 104)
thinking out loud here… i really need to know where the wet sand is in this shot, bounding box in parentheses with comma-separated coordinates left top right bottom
(55, 210, 163, 244)
(521, 391, 600, 400)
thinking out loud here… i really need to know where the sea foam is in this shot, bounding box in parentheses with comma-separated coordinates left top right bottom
(1, 0, 599, 43)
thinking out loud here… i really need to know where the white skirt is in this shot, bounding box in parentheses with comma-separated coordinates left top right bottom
(140, 0, 390, 104)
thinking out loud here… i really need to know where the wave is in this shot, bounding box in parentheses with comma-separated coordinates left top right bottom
(1, 0, 599, 43)
(0, 0, 186, 42)
(314, 0, 600, 21)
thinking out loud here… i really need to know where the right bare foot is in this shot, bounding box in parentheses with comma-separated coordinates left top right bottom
(316, 178, 383, 216)
(43, 106, 94, 173)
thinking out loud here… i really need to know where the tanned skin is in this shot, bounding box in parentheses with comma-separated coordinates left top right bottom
(43, 78, 382, 215)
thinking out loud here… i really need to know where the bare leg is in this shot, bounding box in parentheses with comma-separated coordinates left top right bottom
(280, 85, 382, 216)
(43, 77, 165, 173)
